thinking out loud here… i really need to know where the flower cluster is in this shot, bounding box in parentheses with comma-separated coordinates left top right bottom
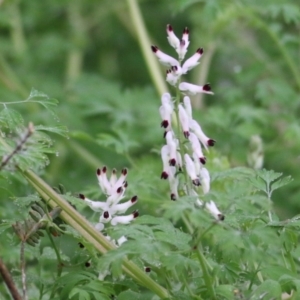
(152, 25, 224, 221)
(79, 166, 139, 232)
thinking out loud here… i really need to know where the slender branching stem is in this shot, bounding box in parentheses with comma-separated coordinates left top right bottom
(0, 257, 22, 300)
(20, 240, 28, 300)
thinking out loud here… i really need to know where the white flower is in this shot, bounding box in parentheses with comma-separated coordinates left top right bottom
(177, 27, 190, 60)
(159, 93, 173, 130)
(183, 96, 192, 119)
(199, 167, 210, 194)
(205, 201, 224, 221)
(166, 24, 180, 49)
(181, 48, 203, 74)
(168, 166, 179, 200)
(165, 131, 177, 166)
(178, 104, 190, 138)
(184, 153, 200, 186)
(161, 145, 170, 179)
(179, 82, 214, 95)
(188, 132, 206, 165)
(151, 45, 179, 67)
(190, 120, 216, 150)
(80, 167, 139, 231)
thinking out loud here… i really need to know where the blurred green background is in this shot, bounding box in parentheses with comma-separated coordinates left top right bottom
(0, 0, 299, 218)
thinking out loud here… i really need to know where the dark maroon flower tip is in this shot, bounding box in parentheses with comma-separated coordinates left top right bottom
(207, 139, 216, 147)
(161, 171, 168, 179)
(218, 214, 225, 221)
(97, 168, 101, 176)
(171, 66, 178, 72)
(117, 187, 123, 194)
(167, 24, 173, 32)
(166, 69, 171, 74)
(112, 168, 117, 174)
(144, 267, 151, 273)
(85, 262, 91, 267)
(203, 83, 211, 92)
(197, 48, 204, 55)
(131, 195, 138, 203)
(102, 166, 107, 173)
(169, 158, 176, 166)
(200, 157, 206, 165)
(151, 45, 158, 53)
(124, 181, 128, 188)
(161, 120, 169, 128)
(183, 131, 190, 138)
(122, 168, 128, 176)
(79, 193, 85, 200)
(103, 211, 110, 219)
(170, 193, 176, 201)
(192, 179, 201, 186)
(133, 210, 139, 218)
(78, 242, 84, 248)
(183, 27, 189, 34)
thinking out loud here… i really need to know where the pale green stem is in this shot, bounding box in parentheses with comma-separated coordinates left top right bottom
(126, 0, 168, 96)
(21, 169, 169, 299)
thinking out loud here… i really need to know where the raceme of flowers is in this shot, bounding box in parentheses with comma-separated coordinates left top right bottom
(79, 166, 139, 232)
(152, 24, 224, 221)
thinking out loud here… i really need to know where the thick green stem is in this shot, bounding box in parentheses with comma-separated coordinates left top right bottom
(126, 0, 168, 96)
(21, 169, 169, 299)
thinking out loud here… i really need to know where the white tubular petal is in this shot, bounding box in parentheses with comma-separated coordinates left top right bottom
(109, 168, 117, 186)
(112, 168, 128, 191)
(179, 82, 214, 95)
(117, 236, 127, 246)
(161, 93, 172, 106)
(166, 24, 180, 49)
(206, 201, 224, 221)
(199, 168, 210, 194)
(160, 145, 170, 179)
(95, 222, 105, 231)
(176, 27, 190, 60)
(166, 70, 179, 86)
(111, 211, 139, 226)
(178, 104, 190, 138)
(190, 120, 211, 150)
(111, 195, 138, 214)
(107, 186, 125, 205)
(182, 48, 203, 74)
(183, 96, 192, 119)
(80, 194, 108, 211)
(192, 152, 201, 176)
(151, 46, 179, 67)
(184, 154, 200, 186)
(169, 174, 179, 200)
(165, 131, 177, 166)
(176, 151, 182, 169)
(97, 167, 112, 195)
(189, 132, 205, 164)
(159, 103, 172, 129)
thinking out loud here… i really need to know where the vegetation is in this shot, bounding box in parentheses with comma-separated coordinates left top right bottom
(0, 0, 299, 299)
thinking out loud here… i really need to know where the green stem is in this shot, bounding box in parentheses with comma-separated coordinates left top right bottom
(195, 247, 217, 300)
(21, 169, 169, 299)
(126, 0, 168, 96)
(183, 213, 216, 299)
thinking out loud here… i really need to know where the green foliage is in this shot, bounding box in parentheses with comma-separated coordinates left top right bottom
(0, 0, 300, 300)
